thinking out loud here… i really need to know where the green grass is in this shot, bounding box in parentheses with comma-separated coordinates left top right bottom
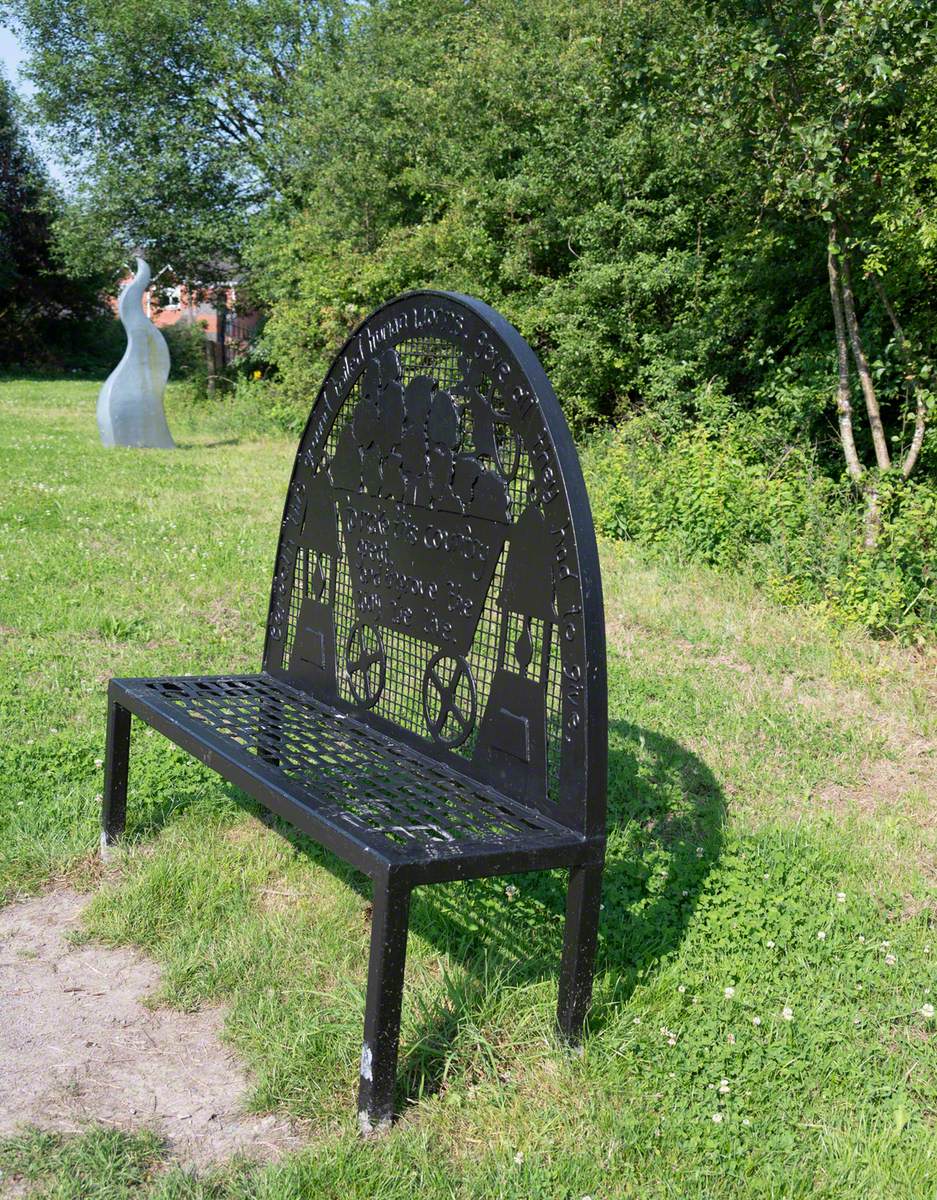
(1, 377, 935, 1199)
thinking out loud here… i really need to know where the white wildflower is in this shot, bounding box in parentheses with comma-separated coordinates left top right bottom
(922, 1003, 935, 1019)
(724, 986, 735, 999)
(817, 931, 826, 940)
(781, 1005, 793, 1021)
(752, 1016, 762, 1026)
(718, 1079, 730, 1094)
(711, 1113, 723, 1124)
(836, 892, 846, 903)
(885, 954, 897, 966)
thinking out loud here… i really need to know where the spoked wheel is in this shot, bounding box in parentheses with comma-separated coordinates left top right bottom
(345, 621, 386, 708)
(422, 652, 477, 747)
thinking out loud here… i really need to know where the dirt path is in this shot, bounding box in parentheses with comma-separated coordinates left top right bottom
(0, 890, 306, 1169)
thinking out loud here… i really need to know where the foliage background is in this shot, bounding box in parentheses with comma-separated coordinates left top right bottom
(3, 0, 936, 635)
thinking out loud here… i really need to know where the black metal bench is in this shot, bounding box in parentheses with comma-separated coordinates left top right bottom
(101, 290, 607, 1134)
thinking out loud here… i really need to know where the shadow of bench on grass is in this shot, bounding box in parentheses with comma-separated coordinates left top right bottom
(394, 717, 725, 1099)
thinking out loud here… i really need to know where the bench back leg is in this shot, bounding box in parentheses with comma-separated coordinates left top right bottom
(557, 864, 603, 1044)
(357, 873, 411, 1136)
(101, 699, 132, 851)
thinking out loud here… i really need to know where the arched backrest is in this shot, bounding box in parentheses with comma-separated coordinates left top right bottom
(264, 292, 606, 838)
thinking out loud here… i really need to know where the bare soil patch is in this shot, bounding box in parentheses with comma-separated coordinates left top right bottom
(0, 890, 306, 1169)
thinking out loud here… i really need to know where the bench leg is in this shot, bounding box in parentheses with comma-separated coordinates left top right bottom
(100, 699, 131, 853)
(357, 873, 411, 1136)
(557, 864, 603, 1044)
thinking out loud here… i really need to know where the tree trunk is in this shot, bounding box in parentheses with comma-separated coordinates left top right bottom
(869, 273, 927, 480)
(827, 237, 863, 483)
(839, 249, 891, 471)
(205, 338, 222, 398)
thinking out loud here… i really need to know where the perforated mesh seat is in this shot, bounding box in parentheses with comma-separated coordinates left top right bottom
(113, 673, 589, 882)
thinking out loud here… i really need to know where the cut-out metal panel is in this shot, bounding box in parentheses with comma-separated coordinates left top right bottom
(264, 292, 606, 837)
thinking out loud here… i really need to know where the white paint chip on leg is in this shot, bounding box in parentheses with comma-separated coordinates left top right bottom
(360, 1042, 373, 1081)
(358, 1110, 391, 1137)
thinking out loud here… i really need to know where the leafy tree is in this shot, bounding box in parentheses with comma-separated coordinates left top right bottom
(252, 0, 802, 428)
(684, 0, 937, 541)
(0, 72, 106, 367)
(3, 0, 349, 276)
(8, 0, 936, 508)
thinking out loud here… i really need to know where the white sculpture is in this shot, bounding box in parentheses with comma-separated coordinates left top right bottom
(97, 257, 175, 448)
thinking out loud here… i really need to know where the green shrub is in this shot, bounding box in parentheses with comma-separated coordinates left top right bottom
(583, 415, 937, 639)
(162, 322, 210, 399)
(820, 480, 937, 638)
(4, 312, 127, 376)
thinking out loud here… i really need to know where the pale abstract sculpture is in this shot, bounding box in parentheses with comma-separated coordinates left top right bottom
(97, 257, 175, 448)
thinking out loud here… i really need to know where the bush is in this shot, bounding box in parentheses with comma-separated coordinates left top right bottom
(821, 481, 937, 638)
(162, 322, 210, 399)
(582, 414, 937, 639)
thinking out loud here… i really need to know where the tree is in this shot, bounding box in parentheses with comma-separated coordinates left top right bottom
(2, 0, 350, 277)
(687, 0, 937, 542)
(0, 72, 106, 366)
(249, 0, 788, 428)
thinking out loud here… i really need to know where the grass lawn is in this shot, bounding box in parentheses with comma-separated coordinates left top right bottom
(1, 376, 935, 1198)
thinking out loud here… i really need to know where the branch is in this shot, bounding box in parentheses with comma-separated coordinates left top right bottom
(868, 273, 927, 480)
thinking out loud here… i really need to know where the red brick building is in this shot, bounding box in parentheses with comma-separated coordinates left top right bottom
(111, 273, 260, 366)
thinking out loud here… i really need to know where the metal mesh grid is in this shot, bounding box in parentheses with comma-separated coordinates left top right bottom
(396, 336, 463, 390)
(284, 333, 564, 803)
(283, 547, 305, 662)
(136, 675, 574, 857)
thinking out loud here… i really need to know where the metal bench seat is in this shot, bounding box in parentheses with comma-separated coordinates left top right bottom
(108, 673, 596, 884)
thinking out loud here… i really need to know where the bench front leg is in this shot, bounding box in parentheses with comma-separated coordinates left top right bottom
(100, 698, 132, 852)
(357, 871, 411, 1136)
(557, 863, 603, 1044)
